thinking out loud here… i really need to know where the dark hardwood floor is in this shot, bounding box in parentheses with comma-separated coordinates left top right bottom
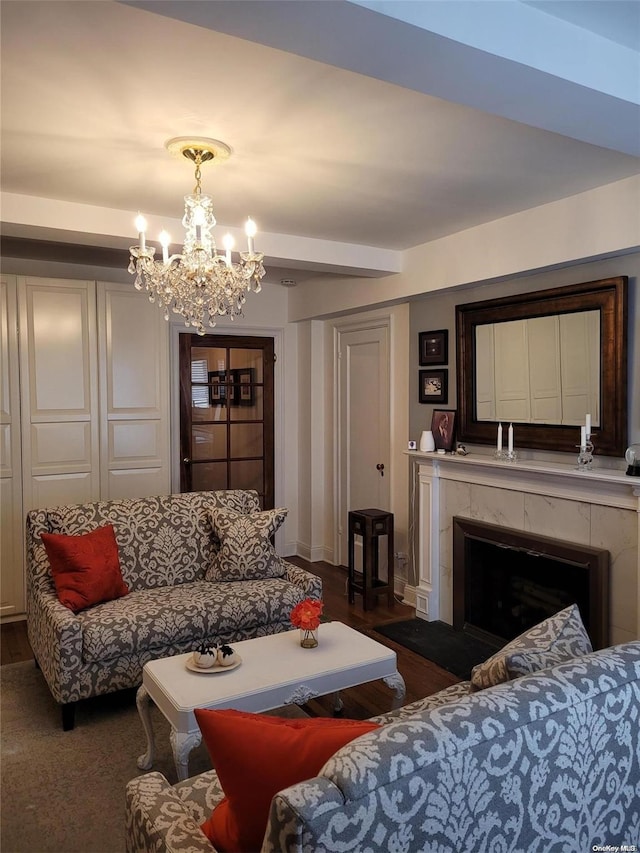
(0, 558, 459, 719)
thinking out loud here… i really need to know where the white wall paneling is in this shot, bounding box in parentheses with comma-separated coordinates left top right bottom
(18, 276, 100, 512)
(98, 282, 170, 500)
(0, 275, 24, 617)
(2, 276, 171, 620)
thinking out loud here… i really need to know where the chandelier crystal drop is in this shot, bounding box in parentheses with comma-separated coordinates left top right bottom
(128, 138, 265, 335)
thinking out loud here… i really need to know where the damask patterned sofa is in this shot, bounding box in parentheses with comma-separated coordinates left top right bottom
(125, 640, 640, 853)
(26, 490, 321, 730)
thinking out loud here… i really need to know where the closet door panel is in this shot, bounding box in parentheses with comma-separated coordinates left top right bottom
(30, 422, 93, 473)
(19, 277, 100, 511)
(98, 282, 170, 500)
(31, 473, 94, 508)
(24, 285, 93, 420)
(0, 275, 24, 617)
(109, 420, 163, 467)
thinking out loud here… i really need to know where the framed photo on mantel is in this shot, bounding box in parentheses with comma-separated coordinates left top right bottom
(431, 409, 457, 451)
(419, 329, 448, 366)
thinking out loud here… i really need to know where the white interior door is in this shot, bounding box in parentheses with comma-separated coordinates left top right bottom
(338, 324, 390, 567)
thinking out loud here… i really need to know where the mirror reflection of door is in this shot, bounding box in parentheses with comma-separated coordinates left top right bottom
(179, 334, 274, 508)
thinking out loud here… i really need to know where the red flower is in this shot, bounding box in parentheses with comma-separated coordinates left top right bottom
(290, 598, 323, 631)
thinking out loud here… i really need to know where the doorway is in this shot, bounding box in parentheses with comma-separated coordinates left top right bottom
(337, 323, 390, 567)
(179, 334, 275, 508)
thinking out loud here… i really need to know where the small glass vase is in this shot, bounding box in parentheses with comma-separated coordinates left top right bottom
(299, 628, 318, 649)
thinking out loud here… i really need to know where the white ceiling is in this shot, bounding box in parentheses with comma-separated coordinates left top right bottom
(1, 0, 638, 285)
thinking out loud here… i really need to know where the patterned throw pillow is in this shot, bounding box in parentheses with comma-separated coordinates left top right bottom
(206, 507, 288, 582)
(470, 603, 593, 692)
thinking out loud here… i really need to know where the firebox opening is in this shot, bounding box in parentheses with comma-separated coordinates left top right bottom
(453, 517, 609, 650)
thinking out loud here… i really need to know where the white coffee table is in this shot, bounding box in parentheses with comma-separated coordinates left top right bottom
(136, 621, 406, 780)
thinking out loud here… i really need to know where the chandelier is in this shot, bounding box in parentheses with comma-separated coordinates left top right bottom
(128, 137, 266, 335)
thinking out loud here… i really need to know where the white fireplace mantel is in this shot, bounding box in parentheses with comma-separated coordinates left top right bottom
(406, 450, 640, 644)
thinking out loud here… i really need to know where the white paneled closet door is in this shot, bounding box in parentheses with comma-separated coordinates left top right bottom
(18, 277, 100, 512)
(97, 282, 170, 499)
(1, 275, 24, 617)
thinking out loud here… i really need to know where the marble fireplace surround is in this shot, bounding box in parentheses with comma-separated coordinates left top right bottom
(407, 452, 640, 646)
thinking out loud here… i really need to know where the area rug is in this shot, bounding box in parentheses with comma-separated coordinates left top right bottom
(372, 619, 499, 680)
(0, 661, 306, 853)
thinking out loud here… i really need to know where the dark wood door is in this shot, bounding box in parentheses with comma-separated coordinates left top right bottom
(179, 334, 275, 508)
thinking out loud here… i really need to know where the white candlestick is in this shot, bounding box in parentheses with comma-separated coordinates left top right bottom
(497, 422, 502, 452)
(580, 426, 586, 451)
(585, 413, 591, 438)
(508, 423, 513, 453)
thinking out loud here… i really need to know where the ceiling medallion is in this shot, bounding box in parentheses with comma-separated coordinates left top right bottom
(128, 137, 265, 335)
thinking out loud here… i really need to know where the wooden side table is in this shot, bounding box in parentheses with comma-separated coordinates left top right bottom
(348, 509, 395, 611)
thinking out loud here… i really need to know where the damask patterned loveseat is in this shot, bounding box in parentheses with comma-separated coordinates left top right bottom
(26, 490, 321, 730)
(125, 640, 640, 853)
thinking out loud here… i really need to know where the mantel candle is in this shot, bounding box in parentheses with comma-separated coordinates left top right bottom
(508, 423, 513, 453)
(580, 426, 587, 451)
(585, 413, 591, 438)
(497, 422, 503, 452)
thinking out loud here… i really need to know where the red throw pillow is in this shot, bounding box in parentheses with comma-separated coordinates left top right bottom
(195, 709, 379, 852)
(41, 525, 129, 613)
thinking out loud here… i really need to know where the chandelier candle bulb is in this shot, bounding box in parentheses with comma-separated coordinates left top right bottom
(159, 231, 171, 264)
(245, 217, 257, 255)
(135, 214, 147, 252)
(223, 233, 234, 267)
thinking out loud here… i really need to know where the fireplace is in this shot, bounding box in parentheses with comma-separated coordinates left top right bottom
(452, 517, 609, 649)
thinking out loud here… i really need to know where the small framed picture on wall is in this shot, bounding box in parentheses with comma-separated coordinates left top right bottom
(419, 329, 448, 366)
(419, 369, 448, 404)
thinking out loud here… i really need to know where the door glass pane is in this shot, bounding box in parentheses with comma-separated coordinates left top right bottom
(230, 460, 263, 493)
(192, 346, 227, 373)
(192, 401, 226, 422)
(192, 424, 228, 460)
(230, 424, 263, 458)
(230, 348, 263, 382)
(230, 385, 263, 421)
(192, 462, 227, 491)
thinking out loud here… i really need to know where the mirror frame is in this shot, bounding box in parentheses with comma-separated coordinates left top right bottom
(456, 276, 628, 456)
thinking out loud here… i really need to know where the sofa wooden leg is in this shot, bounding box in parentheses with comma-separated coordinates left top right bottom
(61, 702, 76, 731)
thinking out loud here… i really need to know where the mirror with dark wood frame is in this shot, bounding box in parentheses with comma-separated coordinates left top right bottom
(455, 277, 628, 455)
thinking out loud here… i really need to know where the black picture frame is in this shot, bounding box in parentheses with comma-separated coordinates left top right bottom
(419, 369, 448, 404)
(419, 329, 448, 366)
(209, 370, 227, 406)
(431, 409, 457, 451)
(234, 368, 255, 407)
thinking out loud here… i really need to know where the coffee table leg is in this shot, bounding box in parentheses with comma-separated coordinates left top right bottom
(383, 671, 407, 709)
(136, 685, 155, 771)
(170, 728, 202, 782)
(333, 691, 344, 715)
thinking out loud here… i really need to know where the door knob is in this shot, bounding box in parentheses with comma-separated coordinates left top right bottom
(183, 457, 191, 465)
(376, 463, 385, 477)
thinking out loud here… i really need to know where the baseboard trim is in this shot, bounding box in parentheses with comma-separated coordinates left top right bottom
(402, 584, 417, 608)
